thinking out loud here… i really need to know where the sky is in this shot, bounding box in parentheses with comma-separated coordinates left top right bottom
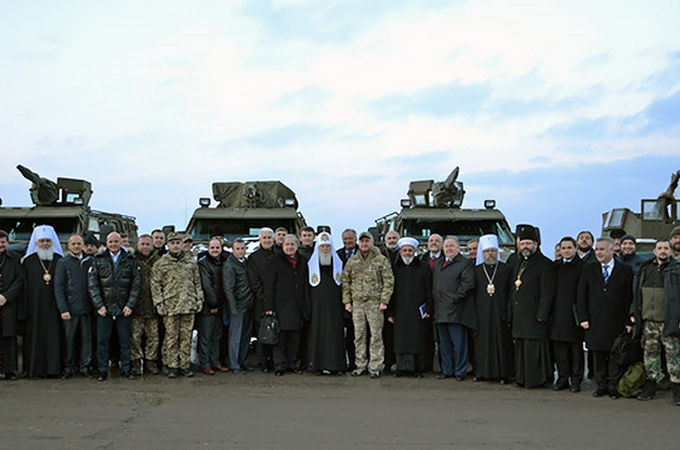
(1, 0, 680, 251)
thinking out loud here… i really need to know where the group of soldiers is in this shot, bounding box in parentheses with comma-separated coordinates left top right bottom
(1, 222, 680, 406)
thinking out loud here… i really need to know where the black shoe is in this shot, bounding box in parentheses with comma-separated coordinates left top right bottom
(499, 378, 509, 385)
(261, 367, 270, 373)
(637, 380, 657, 401)
(553, 380, 569, 391)
(369, 371, 381, 379)
(234, 368, 246, 375)
(4, 372, 18, 381)
(592, 388, 607, 397)
(351, 369, 366, 377)
(437, 373, 453, 380)
(167, 368, 178, 379)
(609, 388, 619, 399)
(570, 385, 581, 393)
(455, 375, 466, 381)
(80, 369, 94, 379)
(275, 370, 284, 376)
(473, 376, 486, 382)
(61, 370, 74, 380)
(180, 369, 194, 378)
(393, 371, 403, 378)
(414, 372, 424, 379)
(97, 372, 108, 382)
(673, 383, 680, 406)
(146, 360, 160, 375)
(120, 370, 135, 380)
(293, 369, 303, 375)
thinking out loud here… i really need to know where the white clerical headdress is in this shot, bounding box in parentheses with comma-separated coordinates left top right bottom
(308, 231, 343, 287)
(26, 224, 64, 257)
(397, 237, 419, 249)
(476, 234, 499, 266)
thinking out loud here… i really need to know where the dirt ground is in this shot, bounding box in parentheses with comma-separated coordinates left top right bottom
(0, 368, 678, 450)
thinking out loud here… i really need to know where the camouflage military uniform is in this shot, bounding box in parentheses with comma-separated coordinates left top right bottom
(131, 251, 160, 363)
(642, 320, 680, 383)
(342, 246, 394, 374)
(151, 250, 204, 370)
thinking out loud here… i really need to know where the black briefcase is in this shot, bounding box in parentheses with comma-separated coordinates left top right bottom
(259, 313, 280, 346)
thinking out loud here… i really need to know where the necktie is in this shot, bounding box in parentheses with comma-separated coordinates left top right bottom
(602, 265, 609, 283)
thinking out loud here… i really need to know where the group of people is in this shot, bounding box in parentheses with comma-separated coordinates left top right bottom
(1, 222, 679, 406)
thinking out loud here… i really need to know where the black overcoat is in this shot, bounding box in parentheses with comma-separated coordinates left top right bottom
(432, 254, 476, 329)
(246, 247, 274, 319)
(550, 257, 584, 343)
(577, 260, 633, 351)
(264, 252, 310, 331)
(510, 251, 554, 340)
(387, 257, 433, 355)
(0, 251, 23, 337)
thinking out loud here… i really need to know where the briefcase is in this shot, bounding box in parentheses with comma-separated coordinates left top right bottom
(259, 313, 280, 346)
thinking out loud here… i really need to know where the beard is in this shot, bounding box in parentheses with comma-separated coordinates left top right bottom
(36, 247, 54, 261)
(521, 248, 534, 259)
(674, 242, 680, 253)
(401, 255, 414, 265)
(319, 253, 332, 266)
(578, 245, 591, 253)
(386, 243, 398, 251)
(484, 256, 497, 265)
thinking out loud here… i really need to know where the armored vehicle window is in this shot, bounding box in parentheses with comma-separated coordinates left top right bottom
(0, 217, 79, 242)
(403, 219, 513, 245)
(607, 209, 626, 227)
(191, 219, 298, 241)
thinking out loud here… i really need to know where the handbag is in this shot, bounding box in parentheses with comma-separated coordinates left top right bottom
(259, 313, 280, 346)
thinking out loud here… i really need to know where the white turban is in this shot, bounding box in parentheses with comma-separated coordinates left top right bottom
(476, 234, 499, 266)
(308, 231, 343, 287)
(26, 224, 64, 258)
(397, 237, 419, 249)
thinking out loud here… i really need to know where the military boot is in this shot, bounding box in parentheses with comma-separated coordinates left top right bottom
(146, 359, 160, 375)
(132, 359, 143, 377)
(637, 380, 657, 401)
(673, 383, 680, 406)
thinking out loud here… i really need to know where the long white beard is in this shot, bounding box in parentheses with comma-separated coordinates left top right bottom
(401, 255, 414, 265)
(319, 253, 332, 266)
(36, 247, 54, 261)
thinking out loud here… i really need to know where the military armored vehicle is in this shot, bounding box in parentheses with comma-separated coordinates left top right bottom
(601, 170, 680, 253)
(0, 165, 138, 253)
(374, 167, 515, 260)
(185, 180, 307, 251)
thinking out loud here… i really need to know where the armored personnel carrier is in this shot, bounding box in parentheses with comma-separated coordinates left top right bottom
(601, 170, 680, 252)
(185, 180, 307, 250)
(0, 165, 138, 253)
(374, 167, 514, 260)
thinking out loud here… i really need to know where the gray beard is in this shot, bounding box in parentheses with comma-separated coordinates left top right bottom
(485, 256, 497, 265)
(386, 243, 398, 251)
(319, 254, 332, 266)
(401, 255, 414, 265)
(36, 248, 54, 261)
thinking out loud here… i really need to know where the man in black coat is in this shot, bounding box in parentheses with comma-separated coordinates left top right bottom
(577, 236, 633, 398)
(247, 227, 275, 372)
(432, 237, 476, 380)
(223, 238, 254, 373)
(629, 238, 680, 405)
(0, 230, 23, 380)
(387, 237, 433, 377)
(264, 234, 310, 375)
(337, 228, 359, 371)
(54, 234, 94, 379)
(88, 232, 142, 381)
(511, 224, 554, 388)
(619, 235, 645, 276)
(550, 236, 584, 392)
(576, 231, 597, 265)
(380, 230, 400, 267)
(473, 234, 513, 384)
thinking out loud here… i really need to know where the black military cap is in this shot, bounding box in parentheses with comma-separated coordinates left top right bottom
(83, 232, 100, 247)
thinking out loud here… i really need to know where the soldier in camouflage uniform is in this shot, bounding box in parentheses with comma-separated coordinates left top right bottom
(151, 232, 204, 378)
(342, 232, 394, 378)
(131, 234, 161, 375)
(630, 238, 680, 405)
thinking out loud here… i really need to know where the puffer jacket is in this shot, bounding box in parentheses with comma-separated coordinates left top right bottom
(198, 253, 227, 314)
(223, 254, 253, 315)
(88, 249, 141, 317)
(150, 251, 204, 316)
(55, 253, 93, 315)
(341, 246, 394, 305)
(134, 251, 160, 317)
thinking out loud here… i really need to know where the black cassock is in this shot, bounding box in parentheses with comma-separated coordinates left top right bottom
(473, 262, 514, 380)
(388, 257, 434, 372)
(22, 253, 63, 377)
(308, 265, 346, 372)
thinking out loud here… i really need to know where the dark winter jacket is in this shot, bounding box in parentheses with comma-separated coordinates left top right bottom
(198, 253, 227, 314)
(88, 249, 141, 317)
(247, 246, 274, 319)
(631, 258, 680, 339)
(432, 254, 476, 329)
(223, 254, 253, 315)
(0, 251, 23, 337)
(54, 253, 93, 316)
(134, 251, 160, 318)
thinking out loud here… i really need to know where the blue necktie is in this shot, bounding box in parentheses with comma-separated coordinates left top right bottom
(602, 265, 610, 283)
